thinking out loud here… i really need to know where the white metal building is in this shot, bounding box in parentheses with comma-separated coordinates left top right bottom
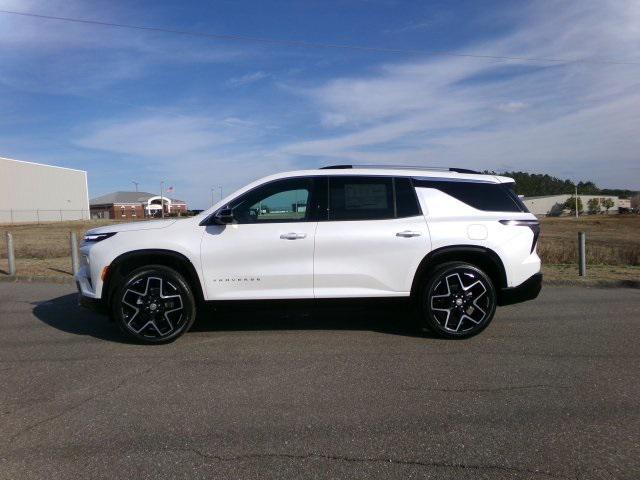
(523, 194, 619, 216)
(0, 156, 89, 223)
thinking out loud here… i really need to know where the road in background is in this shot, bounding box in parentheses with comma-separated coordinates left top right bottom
(0, 283, 638, 479)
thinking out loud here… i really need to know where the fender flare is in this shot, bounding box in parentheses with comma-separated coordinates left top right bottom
(104, 249, 205, 306)
(410, 245, 507, 297)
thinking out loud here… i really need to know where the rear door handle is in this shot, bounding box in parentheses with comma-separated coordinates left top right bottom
(280, 232, 307, 240)
(396, 230, 421, 238)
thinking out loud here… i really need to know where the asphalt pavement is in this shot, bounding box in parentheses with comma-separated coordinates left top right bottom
(0, 282, 639, 479)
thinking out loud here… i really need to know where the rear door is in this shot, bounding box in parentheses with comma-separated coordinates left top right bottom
(313, 176, 430, 298)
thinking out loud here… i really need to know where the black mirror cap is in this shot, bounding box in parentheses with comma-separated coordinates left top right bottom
(213, 208, 234, 225)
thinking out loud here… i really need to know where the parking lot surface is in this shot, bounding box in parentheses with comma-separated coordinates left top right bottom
(0, 282, 639, 479)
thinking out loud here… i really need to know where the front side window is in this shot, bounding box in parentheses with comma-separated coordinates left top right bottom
(230, 177, 314, 224)
(329, 176, 394, 221)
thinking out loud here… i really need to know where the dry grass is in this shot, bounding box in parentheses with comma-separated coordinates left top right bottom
(543, 264, 640, 282)
(0, 220, 119, 259)
(0, 215, 639, 280)
(538, 215, 640, 266)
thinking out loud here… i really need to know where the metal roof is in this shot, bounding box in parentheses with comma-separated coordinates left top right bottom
(90, 191, 185, 205)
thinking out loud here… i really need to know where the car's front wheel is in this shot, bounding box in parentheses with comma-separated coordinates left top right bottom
(419, 261, 497, 338)
(112, 265, 196, 343)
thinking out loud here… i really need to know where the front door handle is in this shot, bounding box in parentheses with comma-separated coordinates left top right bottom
(280, 232, 307, 240)
(396, 230, 422, 238)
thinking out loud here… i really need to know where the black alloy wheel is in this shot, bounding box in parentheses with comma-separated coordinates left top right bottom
(420, 262, 496, 338)
(113, 265, 196, 343)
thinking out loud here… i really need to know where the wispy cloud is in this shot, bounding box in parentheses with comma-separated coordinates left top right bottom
(280, 0, 640, 188)
(496, 101, 528, 113)
(0, 0, 248, 95)
(227, 71, 270, 87)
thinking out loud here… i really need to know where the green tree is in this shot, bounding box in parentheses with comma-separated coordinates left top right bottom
(563, 195, 583, 215)
(601, 198, 615, 214)
(587, 197, 600, 215)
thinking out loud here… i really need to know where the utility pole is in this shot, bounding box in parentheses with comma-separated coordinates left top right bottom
(219, 185, 223, 201)
(575, 185, 579, 219)
(160, 181, 164, 219)
(211, 188, 215, 206)
(132, 181, 139, 192)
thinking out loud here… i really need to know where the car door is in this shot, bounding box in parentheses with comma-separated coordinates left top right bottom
(200, 176, 318, 300)
(314, 176, 431, 298)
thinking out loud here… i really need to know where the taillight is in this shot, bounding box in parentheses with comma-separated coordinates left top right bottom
(499, 219, 540, 253)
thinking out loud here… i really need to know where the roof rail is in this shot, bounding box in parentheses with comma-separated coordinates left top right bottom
(319, 164, 481, 174)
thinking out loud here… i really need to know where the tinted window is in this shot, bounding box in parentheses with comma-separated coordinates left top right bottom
(329, 176, 394, 221)
(230, 177, 313, 223)
(395, 177, 422, 217)
(504, 182, 530, 212)
(413, 178, 524, 212)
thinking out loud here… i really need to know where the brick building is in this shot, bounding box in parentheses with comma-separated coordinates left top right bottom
(89, 191, 187, 220)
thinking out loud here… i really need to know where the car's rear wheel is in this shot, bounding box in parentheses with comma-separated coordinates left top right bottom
(419, 261, 496, 338)
(112, 265, 196, 343)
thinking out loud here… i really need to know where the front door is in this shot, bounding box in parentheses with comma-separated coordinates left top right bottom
(200, 177, 318, 300)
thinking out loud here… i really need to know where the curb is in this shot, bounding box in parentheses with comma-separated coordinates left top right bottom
(543, 278, 640, 289)
(0, 275, 75, 285)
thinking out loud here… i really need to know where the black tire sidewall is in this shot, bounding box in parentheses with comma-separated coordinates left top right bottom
(419, 261, 497, 339)
(112, 265, 196, 344)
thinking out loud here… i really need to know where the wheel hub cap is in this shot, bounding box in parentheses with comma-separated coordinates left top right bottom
(121, 276, 185, 339)
(430, 269, 493, 333)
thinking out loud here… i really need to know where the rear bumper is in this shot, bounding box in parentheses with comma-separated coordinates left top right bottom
(498, 272, 542, 306)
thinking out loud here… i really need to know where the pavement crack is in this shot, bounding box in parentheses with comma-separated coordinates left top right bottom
(417, 384, 568, 393)
(6, 366, 154, 442)
(182, 448, 568, 478)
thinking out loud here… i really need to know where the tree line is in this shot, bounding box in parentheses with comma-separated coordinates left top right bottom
(489, 171, 637, 198)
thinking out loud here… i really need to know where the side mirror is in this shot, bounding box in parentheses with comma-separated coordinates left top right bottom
(213, 207, 234, 225)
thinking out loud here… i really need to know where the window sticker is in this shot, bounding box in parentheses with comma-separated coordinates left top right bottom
(344, 184, 388, 210)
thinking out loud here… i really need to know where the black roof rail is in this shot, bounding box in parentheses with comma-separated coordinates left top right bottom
(319, 164, 481, 174)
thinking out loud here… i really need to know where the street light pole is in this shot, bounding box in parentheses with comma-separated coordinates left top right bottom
(160, 181, 164, 219)
(219, 185, 223, 201)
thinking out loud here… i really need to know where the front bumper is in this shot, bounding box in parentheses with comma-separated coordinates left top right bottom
(497, 272, 542, 306)
(75, 264, 107, 314)
(76, 281, 107, 313)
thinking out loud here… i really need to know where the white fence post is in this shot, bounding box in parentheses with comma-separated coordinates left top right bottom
(70, 231, 79, 275)
(6, 232, 16, 276)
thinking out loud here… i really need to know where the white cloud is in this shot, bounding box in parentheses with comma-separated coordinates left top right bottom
(0, 1, 247, 95)
(227, 71, 269, 87)
(497, 101, 528, 113)
(280, 0, 640, 188)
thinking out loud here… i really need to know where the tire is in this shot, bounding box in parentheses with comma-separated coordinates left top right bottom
(418, 261, 497, 339)
(112, 265, 196, 344)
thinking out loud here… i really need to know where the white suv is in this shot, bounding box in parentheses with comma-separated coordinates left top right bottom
(77, 165, 542, 343)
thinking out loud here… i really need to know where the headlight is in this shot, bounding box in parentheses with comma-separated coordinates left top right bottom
(83, 232, 117, 243)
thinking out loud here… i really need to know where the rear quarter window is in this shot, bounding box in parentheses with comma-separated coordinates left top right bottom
(413, 178, 526, 212)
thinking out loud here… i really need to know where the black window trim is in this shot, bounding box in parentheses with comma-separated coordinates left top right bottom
(202, 174, 424, 225)
(322, 174, 422, 222)
(412, 177, 527, 213)
(201, 176, 321, 225)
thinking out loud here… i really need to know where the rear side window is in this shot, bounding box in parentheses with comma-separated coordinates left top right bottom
(413, 178, 526, 212)
(329, 177, 394, 221)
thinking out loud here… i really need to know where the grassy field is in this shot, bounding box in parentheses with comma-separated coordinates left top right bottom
(1, 215, 639, 282)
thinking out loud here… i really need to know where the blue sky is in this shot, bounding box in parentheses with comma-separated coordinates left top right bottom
(1, 0, 639, 208)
